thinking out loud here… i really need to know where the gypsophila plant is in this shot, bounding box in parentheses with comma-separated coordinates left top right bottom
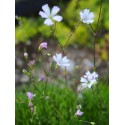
(16, 0, 108, 125)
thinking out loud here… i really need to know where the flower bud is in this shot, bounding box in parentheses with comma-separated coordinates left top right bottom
(38, 75, 46, 81)
(76, 104, 82, 109)
(22, 69, 27, 74)
(90, 122, 95, 125)
(24, 52, 28, 59)
(38, 42, 47, 51)
(28, 60, 35, 67)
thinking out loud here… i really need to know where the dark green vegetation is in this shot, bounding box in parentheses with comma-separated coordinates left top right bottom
(16, 81, 109, 125)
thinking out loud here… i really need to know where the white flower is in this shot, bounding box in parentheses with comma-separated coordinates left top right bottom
(80, 71, 98, 88)
(39, 4, 63, 26)
(53, 53, 70, 67)
(80, 9, 94, 24)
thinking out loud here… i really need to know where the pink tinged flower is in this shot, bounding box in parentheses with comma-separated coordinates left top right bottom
(27, 92, 36, 100)
(39, 4, 63, 26)
(75, 109, 84, 116)
(80, 9, 94, 24)
(53, 53, 70, 67)
(38, 75, 46, 81)
(39, 42, 47, 50)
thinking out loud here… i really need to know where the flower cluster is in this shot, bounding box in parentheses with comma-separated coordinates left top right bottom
(80, 71, 98, 89)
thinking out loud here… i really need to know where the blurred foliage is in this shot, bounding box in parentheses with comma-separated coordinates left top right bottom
(16, 81, 109, 125)
(16, 0, 108, 50)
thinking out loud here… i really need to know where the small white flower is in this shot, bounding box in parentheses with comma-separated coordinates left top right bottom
(53, 53, 70, 67)
(80, 9, 94, 24)
(80, 71, 98, 88)
(39, 4, 63, 26)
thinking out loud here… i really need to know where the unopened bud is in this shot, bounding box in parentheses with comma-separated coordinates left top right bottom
(38, 75, 46, 81)
(38, 42, 47, 51)
(22, 69, 27, 74)
(24, 52, 28, 59)
(90, 122, 95, 125)
(28, 60, 35, 67)
(76, 104, 82, 109)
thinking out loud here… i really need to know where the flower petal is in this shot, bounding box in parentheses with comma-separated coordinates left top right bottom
(92, 72, 98, 78)
(56, 53, 62, 60)
(83, 9, 90, 15)
(88, 83, 92, 88)
(44, 19, 54, 26)
(51, 6, 60, 16)
(42, 4, 50, 16)
(53, 15, 63, 22)
(84, 20, 94, 24)
(88, 12, 94, 20)
(39, 11, 48, 18)
(81, 83, 88, 89)
(62, 63, 70, 67)
(80, 77, 87, 83)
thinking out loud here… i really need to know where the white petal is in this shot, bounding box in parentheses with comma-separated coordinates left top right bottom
(84, 20, 94, 24)
(88, 12, 94, 20)
(53, 15, 63, 22)
(81, 83, 88, 88)
(90, 79, 96, 84)
(88, 83, 92, 88)
(44, 19, 54, 26)
(84, 9, 90, 15)
(53, 55, 57, 62)
(42, 4, 50, 16)
(85, 71, 91, 75)
(92, 72, 98, 78)
(39, 11, 48, 18)
(62, 56, 68, 62)
(62, 63, 70, 67)
(80, 77, 87, 83)
(56, 53, 62, 60)
(51, 6, 60, 16)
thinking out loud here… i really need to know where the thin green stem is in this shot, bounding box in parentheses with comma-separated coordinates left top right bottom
(43, 77, 48, 95)
(93, 36, 96, 68)
(89, 0, 103, 68)
(96, 0, 103, 35)
(32, 83, 43, 96)
(89, 24, 96, 36)
(63, 20, 81, 48)
(59, 0, 63, 7)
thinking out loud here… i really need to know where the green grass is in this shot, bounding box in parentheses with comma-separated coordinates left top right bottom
(16, 81, 109, 125)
